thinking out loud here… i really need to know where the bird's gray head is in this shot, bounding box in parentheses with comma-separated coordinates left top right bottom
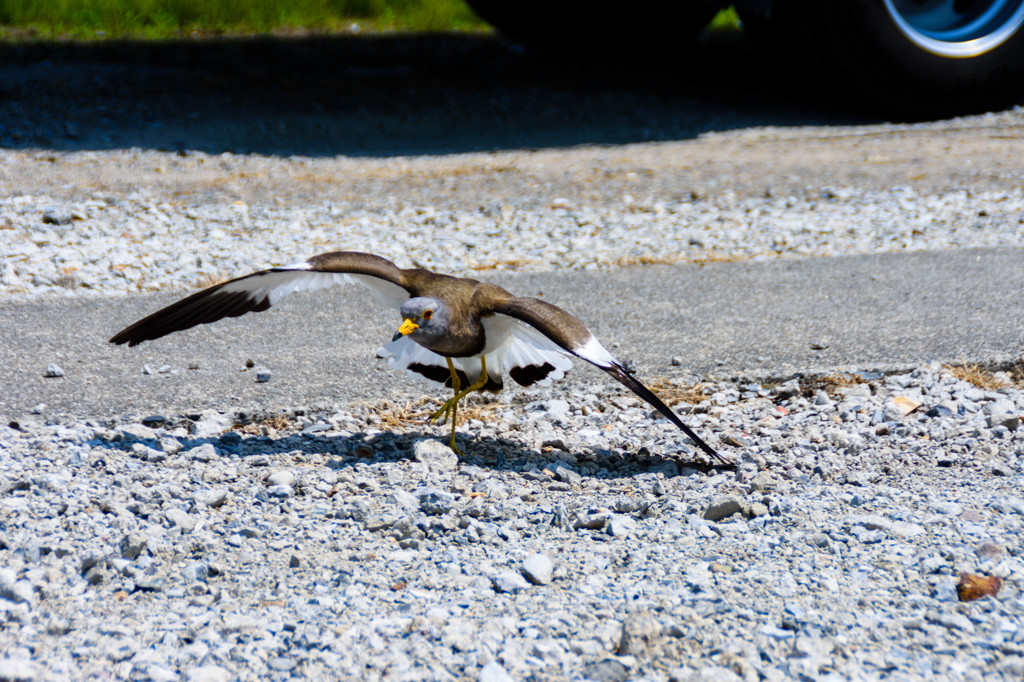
(393, 297, 450, 345)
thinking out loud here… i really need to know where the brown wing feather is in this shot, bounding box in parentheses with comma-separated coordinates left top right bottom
(110, 251, 410, 347)
(491, 297, 592, 352)
(306, 252, 406, 287)
(494, 297, 728, 464)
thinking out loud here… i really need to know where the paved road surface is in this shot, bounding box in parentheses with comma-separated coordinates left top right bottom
(2, 248, 1021, 421)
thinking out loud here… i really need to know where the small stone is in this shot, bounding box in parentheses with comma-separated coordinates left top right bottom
(619, 611, 664, 657)
(289, 555, 301, 568)
(121, 423, 157, 440)
(189, 410, 232, 439)
(302, 421, 331, 434)
(889, 521, 925, 538)
(159, 437, 183, 454)
(187, 443, 217, 462)
(441, 619, 477, 652)
(479, 660, 515, 682)
(607, 514, 638, 538)
(43, 363, 65, 378)
(417, 488, 455, 515)
(977, 542, 1005, 558)
(0, 658, 36, 681)
(120, 532, 148, 560)
(529, 639, 566, 663)
(704, 496, 744, 522)
(749, 471, 777, 492)
(934, 581, 960, 602)
(573, 512, 610, 530)
(132, 442, 164, 461)
(989, 413, 1020, 430)
(772, 381, 801, 399)
(267, 470, 296, 487)
(42, 207, 73, 225)
(185, 666, 231, 682)
(165, 508, 197, 532)
(84, 565, 107, 585)
(255, 369, 272, 383)
(722, 433, 751, 447)
(688, 665, 743, 682)
(267, 658, 295, 672)
(545, 399, 570, 419)
(930, 500, 963, 516)
(219, 431, 242, 445)
(80, 552, 106, 574)
(193, 488, 229, 508)
(491, 571, 530, 594)
(267, 484, 293, 498)
(184, 561, 210, 582)
(746, 501, 769, 518)
(582, 659, 629, 682)
(926, 403, 954, 418)
(0, 579, 34, 605)
(46, 617, 73, 636)
(413, 438, 459, 470)
(144, 665, 177, 682)
(552, 465, 582, 486)
(809, 533, 831, 548)
(135, 577, 167, 592)
(522, 554, 553, 585)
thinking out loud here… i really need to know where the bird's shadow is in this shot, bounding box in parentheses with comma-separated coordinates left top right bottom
(88, 417, 733, 482)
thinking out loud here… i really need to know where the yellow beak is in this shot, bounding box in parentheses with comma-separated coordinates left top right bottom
(392, 318, 419, 341)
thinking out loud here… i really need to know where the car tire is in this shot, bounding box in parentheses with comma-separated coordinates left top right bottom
(759, 0, 1024, 116)
(466, 0, 722, 57)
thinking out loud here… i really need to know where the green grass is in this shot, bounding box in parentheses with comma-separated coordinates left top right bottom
(0, 1, 741, 40)
(0, 0, 487, 39)
(706, 6, 741, 33)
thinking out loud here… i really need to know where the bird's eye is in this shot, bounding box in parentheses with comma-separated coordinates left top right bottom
(423, 310, 433, 320)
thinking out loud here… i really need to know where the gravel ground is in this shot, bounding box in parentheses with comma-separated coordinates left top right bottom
(4, 173, 1024, 302)
(3, 35, 1024, 682)
(1, 365, 1023, 681)
(3, 168, 1023, 680)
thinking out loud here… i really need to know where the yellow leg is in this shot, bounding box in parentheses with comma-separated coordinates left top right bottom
(428, 357, 489, 454)
(429, 358, 461, 425)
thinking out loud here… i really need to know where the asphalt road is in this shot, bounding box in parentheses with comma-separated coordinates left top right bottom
(2, 248, 1021, 422)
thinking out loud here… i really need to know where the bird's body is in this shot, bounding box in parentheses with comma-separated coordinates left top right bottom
(110, 251, 726, 463)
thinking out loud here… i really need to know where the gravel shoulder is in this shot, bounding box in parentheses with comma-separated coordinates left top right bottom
(1, 34, 1024, 682)
(3, 120, 1024, 211)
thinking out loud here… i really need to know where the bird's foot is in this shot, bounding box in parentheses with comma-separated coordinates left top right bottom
(448, 432, 463, 456)
(429, 399, 457, 424)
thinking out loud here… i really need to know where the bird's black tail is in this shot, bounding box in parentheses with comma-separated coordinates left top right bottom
(607, 365, 730, 465)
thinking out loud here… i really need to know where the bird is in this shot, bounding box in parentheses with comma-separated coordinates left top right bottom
(109, 251, 726, 463)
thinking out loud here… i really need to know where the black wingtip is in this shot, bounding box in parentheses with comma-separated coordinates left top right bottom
(108, 285, 269, 349)
(108, 329, 137, 346)
(607, 365, 732, 466)
(109, 335, 141, 347)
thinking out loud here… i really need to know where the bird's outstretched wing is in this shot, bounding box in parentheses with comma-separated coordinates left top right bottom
(109, 251, 410, 347)
(493, 297, 728, 464)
